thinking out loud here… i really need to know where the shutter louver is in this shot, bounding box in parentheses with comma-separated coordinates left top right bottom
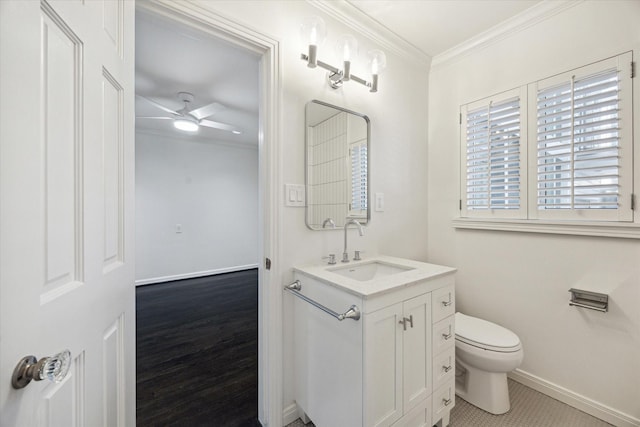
(466, 96, 521, 211)
(537, 69, 620, 211)
(350, 143, 367, 212)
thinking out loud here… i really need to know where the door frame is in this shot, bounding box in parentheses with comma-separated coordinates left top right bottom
(135, 2, 283, 425)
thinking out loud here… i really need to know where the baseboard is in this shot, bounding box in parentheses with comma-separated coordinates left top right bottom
(282, 402, 299, 426)
(509, 369, 640, 427)
(135, 264, 259, 286)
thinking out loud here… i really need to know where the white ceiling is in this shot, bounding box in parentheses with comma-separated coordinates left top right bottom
(135, 11, 260, 145)
(347, 0, 541, 57)
(135, 1, 541, 143)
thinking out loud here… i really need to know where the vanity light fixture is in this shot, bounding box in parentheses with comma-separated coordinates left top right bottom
(300, 16, 386, 93)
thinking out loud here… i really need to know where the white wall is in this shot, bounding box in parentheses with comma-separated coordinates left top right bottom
(135, 131, 258, 283)
(195, 0, 431, 420)
(428, 2, 640, 425)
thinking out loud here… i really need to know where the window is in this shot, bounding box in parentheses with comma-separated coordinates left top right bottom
(460, 52, 633, 225)
(461, 88, 527, 218)
(349, 140, 368, 216)
(530, 53, 633, 221)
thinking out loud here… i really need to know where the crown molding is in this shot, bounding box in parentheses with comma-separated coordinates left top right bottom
(431, 0, 584, 69)
(306, 0, 432, 69)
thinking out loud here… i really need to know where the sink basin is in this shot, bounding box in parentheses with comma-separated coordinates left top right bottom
(328, 261, 414, 282)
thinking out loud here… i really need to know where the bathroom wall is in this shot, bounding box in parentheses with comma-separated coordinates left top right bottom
(135, 131, 259, 284)
(428, 1, 640, 425)
(193, 0, 431, 421)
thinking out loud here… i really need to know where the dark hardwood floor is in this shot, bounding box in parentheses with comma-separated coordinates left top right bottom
(136, 269, 260, 427)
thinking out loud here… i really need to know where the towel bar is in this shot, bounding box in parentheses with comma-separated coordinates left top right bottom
(285, 280, 361, 321)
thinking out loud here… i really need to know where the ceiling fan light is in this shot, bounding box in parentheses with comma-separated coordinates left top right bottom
(174, 118, 199, 132)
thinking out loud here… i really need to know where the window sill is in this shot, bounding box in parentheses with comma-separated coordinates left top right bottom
(452, 218, 640, 239)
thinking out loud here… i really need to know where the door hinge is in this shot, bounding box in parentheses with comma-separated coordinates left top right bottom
(459, 113, 462, 125)
(459, 199, 462, 210)
(632, 62, 636, 79)
(632, 194, 636, 211)
(265, 257, 271, 270)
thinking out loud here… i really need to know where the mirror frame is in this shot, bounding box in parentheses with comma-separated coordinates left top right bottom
(304, 99, 371, 230)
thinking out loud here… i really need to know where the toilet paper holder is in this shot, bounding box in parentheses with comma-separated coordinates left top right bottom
(568, 288, 608, 313)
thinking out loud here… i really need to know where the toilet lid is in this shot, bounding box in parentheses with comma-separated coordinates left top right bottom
(455, 312, 521, 351)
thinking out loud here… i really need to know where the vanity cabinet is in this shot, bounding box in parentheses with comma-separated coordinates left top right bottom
(292, 257, 456, 427)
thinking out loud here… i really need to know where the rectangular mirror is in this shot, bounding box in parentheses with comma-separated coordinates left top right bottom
(305, 100, 370, 230)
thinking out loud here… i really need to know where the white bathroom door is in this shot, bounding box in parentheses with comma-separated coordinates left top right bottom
(0, 1, 135, 425)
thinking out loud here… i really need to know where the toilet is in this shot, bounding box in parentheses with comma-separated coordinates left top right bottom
(454, 312, 524, 415)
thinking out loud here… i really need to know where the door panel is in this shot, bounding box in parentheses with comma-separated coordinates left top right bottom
(42, 2, 84, 301)
(0, 1, 134, 426)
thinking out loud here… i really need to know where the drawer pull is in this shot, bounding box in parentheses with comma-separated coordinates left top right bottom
(441, 300, 453, 307)
(442, 332, 453, 340)
(443, 398, 452, 407)
(443, 364, 452, 373)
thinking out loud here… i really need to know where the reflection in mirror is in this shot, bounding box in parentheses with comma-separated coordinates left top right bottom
(305, 100, 370, 230)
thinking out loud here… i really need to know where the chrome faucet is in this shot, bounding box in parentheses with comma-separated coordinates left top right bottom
(342, 219, 364, 263)
(322, 218, 336, 229)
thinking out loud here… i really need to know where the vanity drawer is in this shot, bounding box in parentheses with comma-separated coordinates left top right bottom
(432, 347, 455, 391)
(432, 382, 455, 424)
(432, 315, 455, 355)
(432, 285, 455, 323)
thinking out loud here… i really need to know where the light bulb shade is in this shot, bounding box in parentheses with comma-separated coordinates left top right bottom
(174, 117, 199, 132)
(336, 34, 358, 61)
(300, 16, 326, 46)
(368, 49, 387, 75)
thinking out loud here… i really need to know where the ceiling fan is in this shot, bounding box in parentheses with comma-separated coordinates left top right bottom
(136, 92, 242, 134)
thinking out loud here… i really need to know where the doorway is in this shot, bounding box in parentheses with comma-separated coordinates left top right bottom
(134, 7, 264, 426)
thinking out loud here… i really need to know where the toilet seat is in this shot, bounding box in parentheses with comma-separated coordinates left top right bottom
(455, 312, 521, 353)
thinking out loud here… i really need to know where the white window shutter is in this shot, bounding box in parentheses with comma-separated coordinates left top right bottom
(531, 52, 633, 221)
(461, 87, 527, 218)
(349, 141, 367, 216)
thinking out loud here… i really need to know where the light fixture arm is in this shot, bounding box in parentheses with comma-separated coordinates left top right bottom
(300, 53, 376, 92)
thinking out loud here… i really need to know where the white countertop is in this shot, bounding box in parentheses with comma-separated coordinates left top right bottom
(293, 255, 456, 298)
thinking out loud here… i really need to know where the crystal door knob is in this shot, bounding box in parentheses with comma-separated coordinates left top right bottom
(12, 350, 71, 389)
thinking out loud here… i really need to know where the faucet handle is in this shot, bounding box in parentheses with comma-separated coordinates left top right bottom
(354, 250, 362, 261)
(322, 254, 336, 265)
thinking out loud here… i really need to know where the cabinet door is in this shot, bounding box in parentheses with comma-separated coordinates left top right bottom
(364, 303, 403, 427)
(402, 294, 432, 414)
(391, 397, 432, 427)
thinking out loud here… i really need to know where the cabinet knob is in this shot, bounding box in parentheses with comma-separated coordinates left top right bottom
(443, 398, 452, 407)
(442, 332, 453, 340)
(442, 300, 453, 307)
(443, 364, 453, 373)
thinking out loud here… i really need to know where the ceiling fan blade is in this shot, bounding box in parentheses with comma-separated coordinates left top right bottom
(200, 119, 242, 134)
(136, 95, 179, 116)
(189, 102, 226, 120)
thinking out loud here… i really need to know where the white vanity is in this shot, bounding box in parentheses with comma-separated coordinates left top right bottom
(291, 255, 456, 427)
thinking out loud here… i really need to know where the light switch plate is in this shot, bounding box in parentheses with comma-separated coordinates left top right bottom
(285, 184, 305, 207)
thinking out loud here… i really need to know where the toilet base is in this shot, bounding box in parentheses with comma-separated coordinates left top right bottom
(455, 358, 511, 415)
